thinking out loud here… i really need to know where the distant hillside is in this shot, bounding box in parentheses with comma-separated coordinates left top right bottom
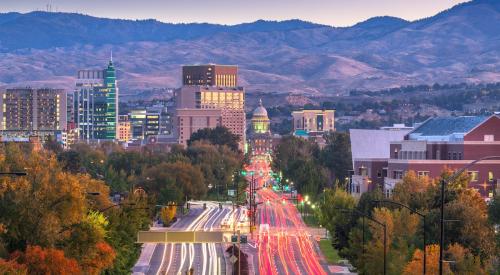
(0, 0, 499, 95)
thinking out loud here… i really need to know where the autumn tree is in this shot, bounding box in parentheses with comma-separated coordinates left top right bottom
(403, 245, 450, 275)
(446, 243, 485, 274)
(0, 258, 27, 275)
(160, 204, 177, 225)
(13, 245, 81, 275)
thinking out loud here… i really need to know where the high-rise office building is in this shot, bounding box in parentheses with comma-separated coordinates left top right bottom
(176, 85, 246, 149)
(74, 58, 119, 141)
(182, 64, 238, 87)
(0, 88, 67, 139)
(104, 60, 118, 139)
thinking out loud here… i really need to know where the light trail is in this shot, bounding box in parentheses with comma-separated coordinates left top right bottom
(247, 154, 327, 275)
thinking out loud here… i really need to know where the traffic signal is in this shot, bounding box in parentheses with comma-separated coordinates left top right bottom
(219, 203, 222, 209)
(266, 199, 270, 205)
(240, 235, 248, 244)
(231, 235, 238, 243)
(282, 198, 286, 205)
(203, 203, 207, 209)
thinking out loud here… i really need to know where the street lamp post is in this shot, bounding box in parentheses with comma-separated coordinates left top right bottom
(438, 155, 500, 275)
(337, 207, 386, 275)
(374, 200, 426, 275)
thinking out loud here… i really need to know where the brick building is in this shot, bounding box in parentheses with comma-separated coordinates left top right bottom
(384, 115, 500, 198)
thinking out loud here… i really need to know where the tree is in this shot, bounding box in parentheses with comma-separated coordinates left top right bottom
(321, 132, 352, 182)
(0, 258, 27, 275)
(187, 141, 243, 198)
(403, 245, 450, 275)
(392, 170, 433, 210)
(318, 188, 356, 250)
(13, 245, 80, 275)
(488, 194, 500, 225)
(446, 243, 485, 274)
(160, 204, 177, 225)
(140, 161, 207, 201)
(188, 126, 240, 152)
(273, 136, 328, 195)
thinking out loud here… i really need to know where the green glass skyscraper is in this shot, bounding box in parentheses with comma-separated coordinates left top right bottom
(104, 59, 118, 139)
(74, 56, 118, 141)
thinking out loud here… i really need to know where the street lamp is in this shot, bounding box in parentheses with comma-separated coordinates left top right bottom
(438, 155, 500, 275)
(374, 200, 427, 275)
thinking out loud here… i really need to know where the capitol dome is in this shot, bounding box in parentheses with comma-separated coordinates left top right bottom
(253, 99, 268, 118)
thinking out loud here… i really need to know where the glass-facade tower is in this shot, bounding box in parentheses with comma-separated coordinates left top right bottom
(104, 60, 118, 139)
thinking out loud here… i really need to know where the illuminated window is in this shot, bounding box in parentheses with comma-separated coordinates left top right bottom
(484, 135, 494, 142)
(417, 171, 430, 178)
(468, 171, 479, 182)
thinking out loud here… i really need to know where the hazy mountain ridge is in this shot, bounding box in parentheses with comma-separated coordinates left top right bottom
(0, 0, 499, 95)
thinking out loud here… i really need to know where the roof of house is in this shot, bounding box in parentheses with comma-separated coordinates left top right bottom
(410, 116, 488, 137)
(349, 129, 411, 160)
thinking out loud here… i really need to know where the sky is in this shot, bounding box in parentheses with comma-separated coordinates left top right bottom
(0, 0, 470, 27)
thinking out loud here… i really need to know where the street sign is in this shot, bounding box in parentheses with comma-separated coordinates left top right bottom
(137, 231, 167, 243)
(137, 231, 224, 243)
(231, 235, 238, 243)
(229, 255, 238, 264)
(228, 189, 235, 197)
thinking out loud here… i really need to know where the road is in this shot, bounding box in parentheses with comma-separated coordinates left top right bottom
(248, 156, 328, 275)
(134, 202, 246, 275)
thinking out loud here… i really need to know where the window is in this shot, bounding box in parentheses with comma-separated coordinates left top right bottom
(489, 172, 494, 182)
(458, 153, 462, 160)
(359, 167, 368, 176)
(356, 185, 360, 193)
(453, 152, 457, 160)
(448, 152, 452, 160)
(393, 171, 403, 180)
(484, 135, 494, 142)
(468, 171, 479, 182)
(418, 171, 430, 178)
(394, 148, 399, 159)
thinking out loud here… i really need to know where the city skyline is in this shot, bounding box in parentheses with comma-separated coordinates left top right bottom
(1, 0, 469, 27)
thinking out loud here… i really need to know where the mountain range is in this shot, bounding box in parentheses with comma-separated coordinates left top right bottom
(0, 0, 499, 96)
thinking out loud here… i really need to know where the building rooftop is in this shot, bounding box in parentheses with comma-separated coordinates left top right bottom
(253, 99, 268, 118)
(350, 129, 411, 160)
(409, 116, 488, 137)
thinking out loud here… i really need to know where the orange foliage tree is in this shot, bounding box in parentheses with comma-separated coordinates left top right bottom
(81, 242, 116, 274)
(403, 244, 450, 275)
(0, 258, 27, 275)
(14, 245, 80, 275)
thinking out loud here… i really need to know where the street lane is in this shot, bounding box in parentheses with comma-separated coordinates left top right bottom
(247, 156, 328, 275)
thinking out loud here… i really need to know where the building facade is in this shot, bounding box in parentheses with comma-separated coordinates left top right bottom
(176, 109, 222, 147)
(117, 115, 132, 142)
(292, 109, 335, 134)
(175, 85, 246, 150)
(182, 64, 238, 87)
(349, 127, 412, 198)
(248, 99, 273, 155)
(0, 88, 67, 140)
(384, 115, 500, 198)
